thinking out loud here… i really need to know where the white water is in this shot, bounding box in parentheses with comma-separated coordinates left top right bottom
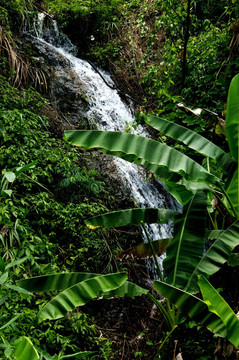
(27, 15, 180, 277)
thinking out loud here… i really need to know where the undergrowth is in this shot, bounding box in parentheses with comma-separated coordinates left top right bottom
(0, 76, 124, 358)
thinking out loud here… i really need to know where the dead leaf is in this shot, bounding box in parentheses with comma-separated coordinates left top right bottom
(117, 238, 171, 261)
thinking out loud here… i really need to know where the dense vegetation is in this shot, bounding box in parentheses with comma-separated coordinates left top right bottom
(0, 0, 239, 359)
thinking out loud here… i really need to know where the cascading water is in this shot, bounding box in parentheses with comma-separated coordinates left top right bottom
(25, 14, 180, 278)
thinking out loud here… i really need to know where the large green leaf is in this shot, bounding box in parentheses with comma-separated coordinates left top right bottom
(224, 168, 239, 218)
(227, 252, 239, 267)
(117, 239, 171, 260)
(163, 191, 207, 288)
(85, 208, 179, 229)
(64, 130, 219, 184)
(154, 281, 227, 338)
(206, 230, 223, 239)
(226, 73, 239, 163)
(198, 276, 239, 348)
(161, 179, 194, 206)
(4, 283, 32, 295)
(146, 115, 234, 172)
(37, 273, 127, 322)
(103, 281, 149, 298)
(17, 272, 99, 292)
(14, 336, 39, 360)
(185, 220, 239, 293)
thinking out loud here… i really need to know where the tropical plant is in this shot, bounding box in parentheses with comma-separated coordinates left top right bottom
(17, 272, 148, 323)
(60, 73, 239, 352)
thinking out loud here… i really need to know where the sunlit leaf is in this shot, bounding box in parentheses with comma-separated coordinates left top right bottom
(198, 276, 239, 347)
(85, 208, 179, 229)
(15, 160, 38, 175)
(161, 179, 194, 205)
(1, 189, 12, 197)
(154, 281, 227, 337)
(4, 172, 16, 183)
(37, 273, 127, 322)
(17, 272, 99, 292)
(64, 130, 219, 184)
(14, 336, 39, 360)
(226, 73, 239, 163)
(185, 220, 239, 293)
(103, 281, 148, 299)
(4, 284, 32, 295)
(146, 115, 234, 172)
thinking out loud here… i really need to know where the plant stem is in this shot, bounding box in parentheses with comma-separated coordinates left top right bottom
(218, 183, 238, 219)
(147, 293, 174, 330)
(182, 0, 191, 85)
(155, 324, 177, 358)
(207, 209, 217, 230)
(141, 222, 175, 326)
(141, 222, 163, 281)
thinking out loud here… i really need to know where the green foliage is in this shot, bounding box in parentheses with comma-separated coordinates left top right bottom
(198, 276, 239, 348)
(0, 75, 121, 358)
(45, 0, 123, 54)
(64, 130, 218, 184)
(146, 115, 234, 172)
(14, 336, 39, 360)
(18, 272, 147, 322)
(63, 73, 239, 352)
(86, 208, 179, 229)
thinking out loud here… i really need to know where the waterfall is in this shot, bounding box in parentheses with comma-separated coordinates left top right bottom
(25, 14, 180, 278)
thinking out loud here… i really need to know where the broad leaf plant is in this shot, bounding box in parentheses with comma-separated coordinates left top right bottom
(18, 74, 239, 353)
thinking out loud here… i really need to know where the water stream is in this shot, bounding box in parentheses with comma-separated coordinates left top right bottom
(25, 15, 180, 278)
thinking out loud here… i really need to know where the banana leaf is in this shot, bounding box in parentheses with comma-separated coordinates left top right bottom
(103, 281, 148, 298)
(146, 115, 234, 172)
(162, 177, 213, 206)
(198, 275, 239, 348)
(226, 74, 239, 219)
(37, 273, 127, 322)
(117, 239, 171, 260)
(224, 168, 239, 218)
(160, 179, 194, 206)
(227, 253, 239, 266)
(14, 336, 39, 360)
(185, 220, 239, 293)
(17, 272, 99, 292)
(226, 73, 239, 163)
(163, 191, 207, 288)
(153, 281, 227, 338)
(85, 208, 179, 229)
(206, 230, 223, 239)
(64, 130, 219, 184)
